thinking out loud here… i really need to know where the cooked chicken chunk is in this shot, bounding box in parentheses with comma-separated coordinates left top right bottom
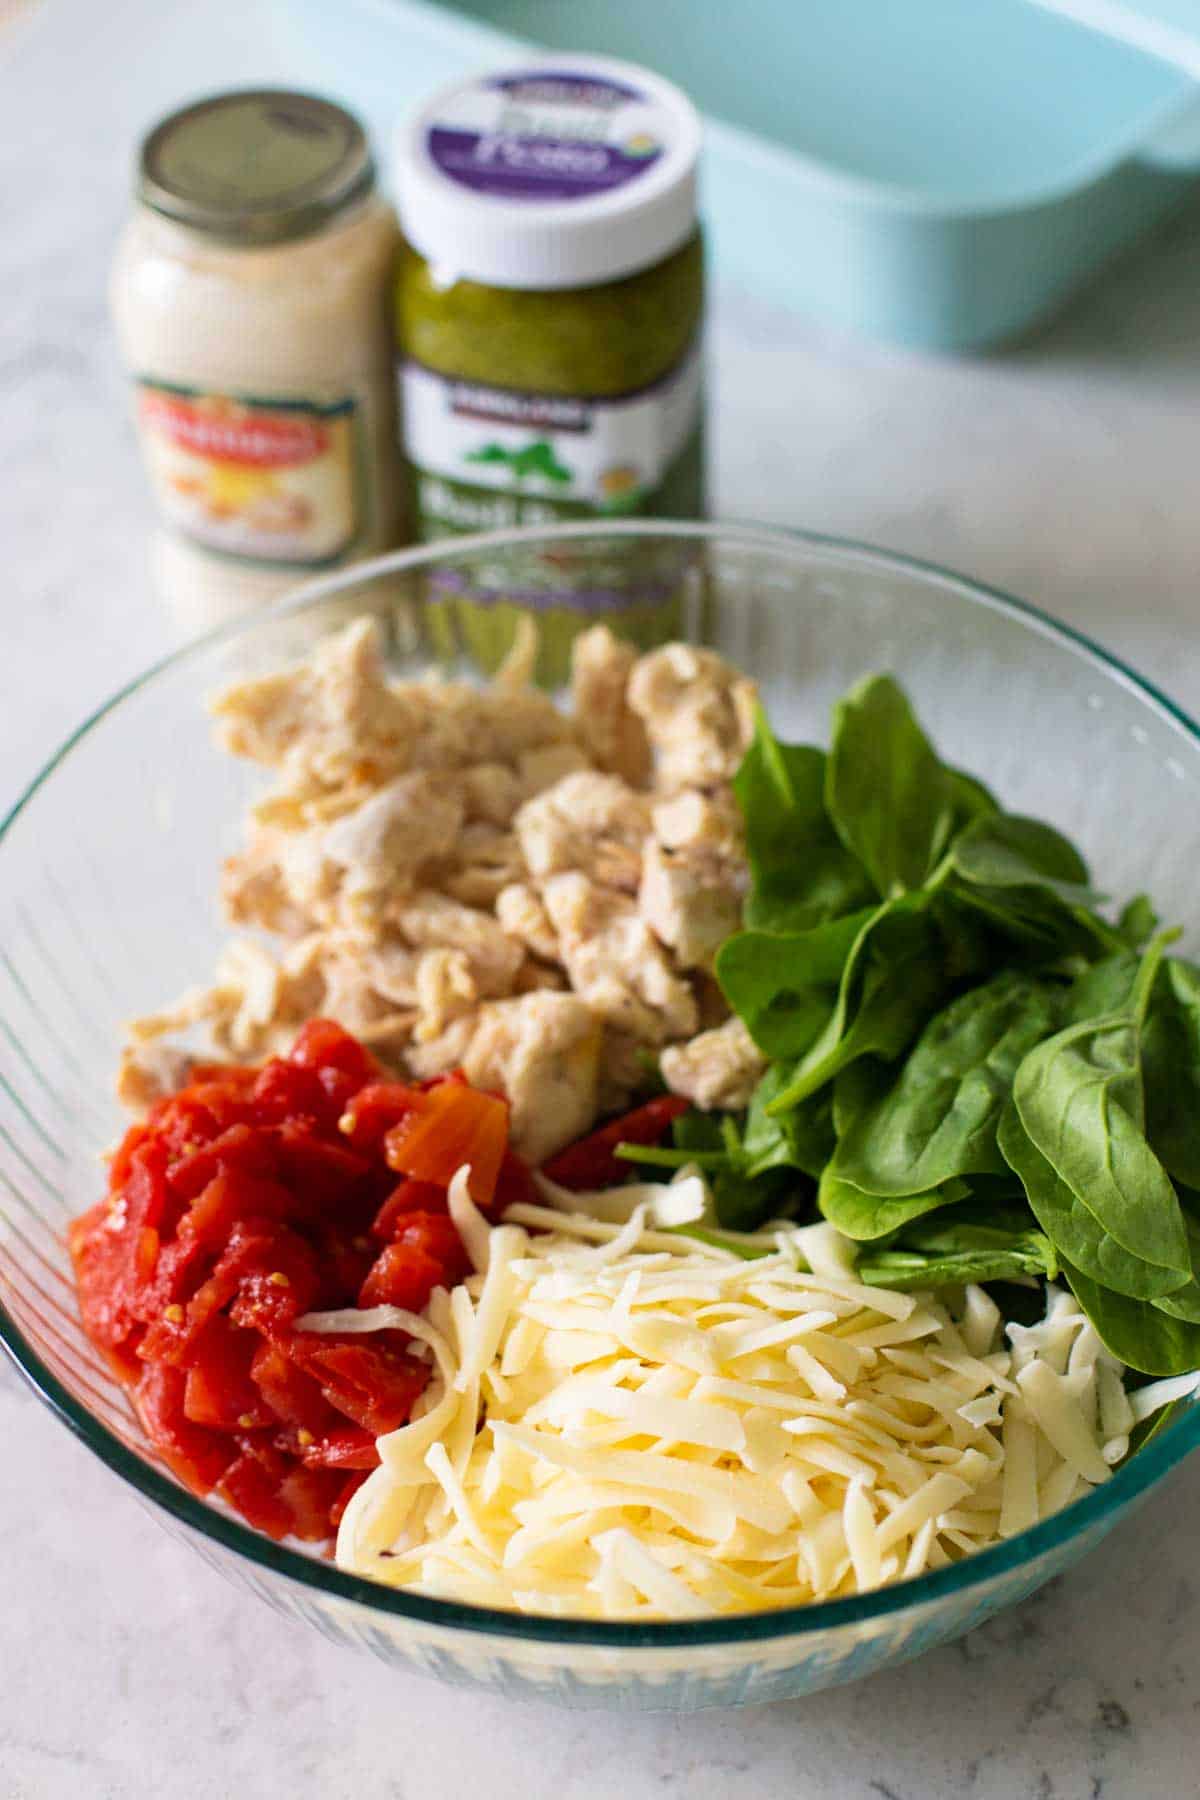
(638, 839, 745, 970)
(213, 617, 422, 786)
(393, 890, 523, 996)
(496, 882, 560, 963)
(627, 643, 757, 791)
(660, 1016, 766, 1111)
(438, 824, 526, 909)
(407, 992, 601, 1162)
(458, 764, 524, 828)
(570, 625, 651, 786)
(542, 872, 697, 1044)
(515, 770, 651, 892)
(651, 787, 744, 860)
(321, 773, 464, 916)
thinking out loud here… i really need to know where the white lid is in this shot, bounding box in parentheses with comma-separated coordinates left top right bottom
(393, 55, 701, 290)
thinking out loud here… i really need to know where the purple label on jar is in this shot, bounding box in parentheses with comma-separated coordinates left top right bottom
(426, 69, 666, 204)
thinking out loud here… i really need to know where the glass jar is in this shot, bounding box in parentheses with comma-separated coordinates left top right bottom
(391, 58, 707, 677)
(111, 90, 401, 627)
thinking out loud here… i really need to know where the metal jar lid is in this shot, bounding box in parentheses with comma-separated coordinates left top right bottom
(137, 89, 376, 246)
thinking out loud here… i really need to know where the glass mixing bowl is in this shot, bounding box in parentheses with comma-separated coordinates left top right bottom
(3, 521, 1198, 1711)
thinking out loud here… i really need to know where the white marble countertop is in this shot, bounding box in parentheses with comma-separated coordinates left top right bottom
(6, 2, 1200, 1795)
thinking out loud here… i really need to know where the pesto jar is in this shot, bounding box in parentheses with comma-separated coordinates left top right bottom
(392, 57, 707, 674)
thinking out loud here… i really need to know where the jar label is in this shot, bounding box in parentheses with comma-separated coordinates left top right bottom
(134, 381, 365, 568)
(399, 343, 704, 548)
(425, 70, 671, 204)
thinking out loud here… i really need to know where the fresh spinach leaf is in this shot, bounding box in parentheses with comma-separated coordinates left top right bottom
(743, 1064, 834, 1180)
(818, 1168, 970, 1241)
(1118, 1397, 1189, 1465)
(945, 766, 1000, 829)
(997, 1101, 1187, 1300)
(1062, 1258, 1200, 1376)
(1143, 958, 1200, 1190)
(942, 813, 1098, 904)
(715, 909, 872, 1059)
(1117, 894, 1160, 950)
(824, 674, 955, 898)
(766, 898, 948, 1110)
(857, 1217, 1057, 1291)
(1012, 937, 1191, 1279)
(734, 710, 874, 933)
(828, 973, 1061, 1198)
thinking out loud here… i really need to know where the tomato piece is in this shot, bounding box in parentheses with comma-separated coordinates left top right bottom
(215, 1439, 294, 1540)
(330, 1470, 371, 1530)
(295, 1425, 380, 1471)
(385, 1082, 508, 1205)
(249, 1340, 338, 1433)
(180, 1166, 294, 1243)
(135, 1362, 231, 1492)
(272, 1119, 371, 1204)
(168, 1123, 282, 1202)
(250, 1056, 329, 1126)
(277, 1465, 346, 1542)
(493, 1147, 536, 1212)
(183, 1317, 274, 1430)
(68, 1198, 145, 1363)
(286, 1333, 428, 1435)
(541, 1095, 690, 1191)
(337, 1081, 424, 1153)
(224, 1223, 322, 1334)
(107, 1122, 151, 1191)
(370, 1178, 448, 1241)
(358, 1241, 445, 1313)
(289, 1018, 377, 1086)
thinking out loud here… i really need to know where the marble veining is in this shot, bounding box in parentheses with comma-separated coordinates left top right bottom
(7, 1, 1200, 1796)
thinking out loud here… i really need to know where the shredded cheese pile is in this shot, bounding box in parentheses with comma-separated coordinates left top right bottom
(314, 1173, 1187, 1621)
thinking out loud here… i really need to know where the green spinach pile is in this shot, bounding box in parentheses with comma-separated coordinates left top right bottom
(623, 674, 1200, 1379)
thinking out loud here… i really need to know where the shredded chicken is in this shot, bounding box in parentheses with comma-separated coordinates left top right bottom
(126, 619, 762, 1158)
(660, 1016, 767, 1112)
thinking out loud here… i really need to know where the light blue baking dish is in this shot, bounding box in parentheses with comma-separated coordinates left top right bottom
(279, 0, 1200, 349)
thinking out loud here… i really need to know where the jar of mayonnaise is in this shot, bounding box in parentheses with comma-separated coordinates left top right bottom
(111, 90, 401, 625)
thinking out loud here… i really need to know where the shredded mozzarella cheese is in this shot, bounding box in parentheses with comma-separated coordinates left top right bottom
(324, 1185, 1152, 1621)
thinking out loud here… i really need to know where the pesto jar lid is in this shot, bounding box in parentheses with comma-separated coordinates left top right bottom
(394, 55, 701, 290)
(137, 90, 376, 246)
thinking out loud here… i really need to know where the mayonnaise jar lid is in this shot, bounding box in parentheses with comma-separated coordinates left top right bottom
(138, 90, 377, 247)
(393, 55, 701, 291)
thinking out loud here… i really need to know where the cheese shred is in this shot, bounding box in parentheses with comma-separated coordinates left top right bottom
(330, 1179, 1140, 1621)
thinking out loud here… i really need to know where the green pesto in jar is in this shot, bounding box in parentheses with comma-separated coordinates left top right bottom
(392, 58, 708, 679)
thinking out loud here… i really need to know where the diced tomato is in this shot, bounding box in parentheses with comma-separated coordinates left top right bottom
(135, 1362, 232, 1492)
(180, 1166, 293, 1242)
(294, 1425, 380, 1471)
(277, 1465, 348, 1542)
(493, 1147, 536, 1212)
(249, 1340, 338, 1434)
(330, 1470, 371, 1530)
(371, 1178, 449, 1241)
(287, 1333, 429, 1435)
(68, 1197, 146, 1367)
(223, 1222, 322, 1334)
(69, 1021, 509, 1543)
(250, 1056, 329, 1126)
(385, 1082, 508, 1205)
(337, 1081, 424, 1153)
(168, 1123, 282, 1202)
(215, 1439, 294, 1540)
(183, 1317, 274, 1431)
(541, 1095, 690, 1191)
(357, 1241, 445, 1313)
(289, 1017, 372, 1073)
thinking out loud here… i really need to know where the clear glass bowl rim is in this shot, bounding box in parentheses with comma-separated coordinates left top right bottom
(4, 517, 1198, 1650)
